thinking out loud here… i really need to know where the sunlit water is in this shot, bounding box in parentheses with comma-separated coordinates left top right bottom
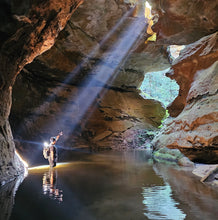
(9, 151, 218, 220)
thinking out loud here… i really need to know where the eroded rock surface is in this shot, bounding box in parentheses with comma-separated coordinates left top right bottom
(151, 0, 218, 44)
(168, 32, 218, 116)
(152, 33, 218, 162)
(192, 164, 218, 187)
(0, 0, 83, 182)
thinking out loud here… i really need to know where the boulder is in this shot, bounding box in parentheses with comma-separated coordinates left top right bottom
(192, 164, 218, 186)
(153, 147, 194, 167)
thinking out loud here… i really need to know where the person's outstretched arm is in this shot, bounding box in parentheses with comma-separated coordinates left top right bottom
(55, 131, 63, 142)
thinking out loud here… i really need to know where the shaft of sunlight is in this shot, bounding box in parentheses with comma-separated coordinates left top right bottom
(23, 8, 136, 126)
(63, 8, 136, 85)
(54, 14, 146, 133)
(15, 7, 147, 163)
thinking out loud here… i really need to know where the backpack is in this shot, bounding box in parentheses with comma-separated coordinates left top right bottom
(43, 147, 50, 159)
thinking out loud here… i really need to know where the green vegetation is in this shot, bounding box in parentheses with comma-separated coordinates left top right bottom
(158, 109, 169, 128)
(139, 68, 179, 108)
(153, 147, 184, 164)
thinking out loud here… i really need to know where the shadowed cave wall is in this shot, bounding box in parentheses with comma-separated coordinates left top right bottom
(0, 0, 83, 184)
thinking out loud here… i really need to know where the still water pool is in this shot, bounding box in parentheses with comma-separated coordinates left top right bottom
(9, 151, 218, 220)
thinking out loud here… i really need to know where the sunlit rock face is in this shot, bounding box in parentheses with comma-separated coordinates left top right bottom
(168, 32, 218, 116)
(0, 121, 24, 185)
(144, 0, 218, 162)
(83, 89, 165, 149)
(152, 33, 218, 162)
(150, 0, 218, 44)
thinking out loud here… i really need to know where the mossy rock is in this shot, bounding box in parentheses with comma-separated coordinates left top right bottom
(153, 147, 193, 167)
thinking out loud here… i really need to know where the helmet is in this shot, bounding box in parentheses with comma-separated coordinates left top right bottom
(50, 137, 56, 142)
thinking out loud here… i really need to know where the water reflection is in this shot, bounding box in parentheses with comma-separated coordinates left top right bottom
(42, 168, 63, 203)
(142, 183, 186, 220)
(152, 163, 218, 220)
(8, 151, 218, 220)
(0, 174, 25, 220)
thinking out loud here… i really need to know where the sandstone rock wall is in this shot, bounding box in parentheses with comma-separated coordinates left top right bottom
(152, 32, 218, 162)
(151, 0, 218, 44)
(0, 0, 83, 183)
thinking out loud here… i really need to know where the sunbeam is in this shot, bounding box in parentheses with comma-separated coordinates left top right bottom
(14, 4, 148, 165)
(27, 8, 136, 121)
(49, 11, 147, 136)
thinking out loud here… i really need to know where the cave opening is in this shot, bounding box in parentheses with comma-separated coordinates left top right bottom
(139, 68, 179, 108)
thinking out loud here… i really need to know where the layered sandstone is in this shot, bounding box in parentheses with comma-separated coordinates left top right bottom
(151, 0, 218, 44)
(152, 32, 218, 162)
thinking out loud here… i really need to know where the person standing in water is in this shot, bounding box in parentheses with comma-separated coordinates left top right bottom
(43, 131, 63, 167)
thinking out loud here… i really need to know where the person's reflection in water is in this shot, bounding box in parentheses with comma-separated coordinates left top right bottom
(42, 168, 63, 203)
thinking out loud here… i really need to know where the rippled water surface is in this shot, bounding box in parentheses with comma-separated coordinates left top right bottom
(9, 151, 218, 220)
